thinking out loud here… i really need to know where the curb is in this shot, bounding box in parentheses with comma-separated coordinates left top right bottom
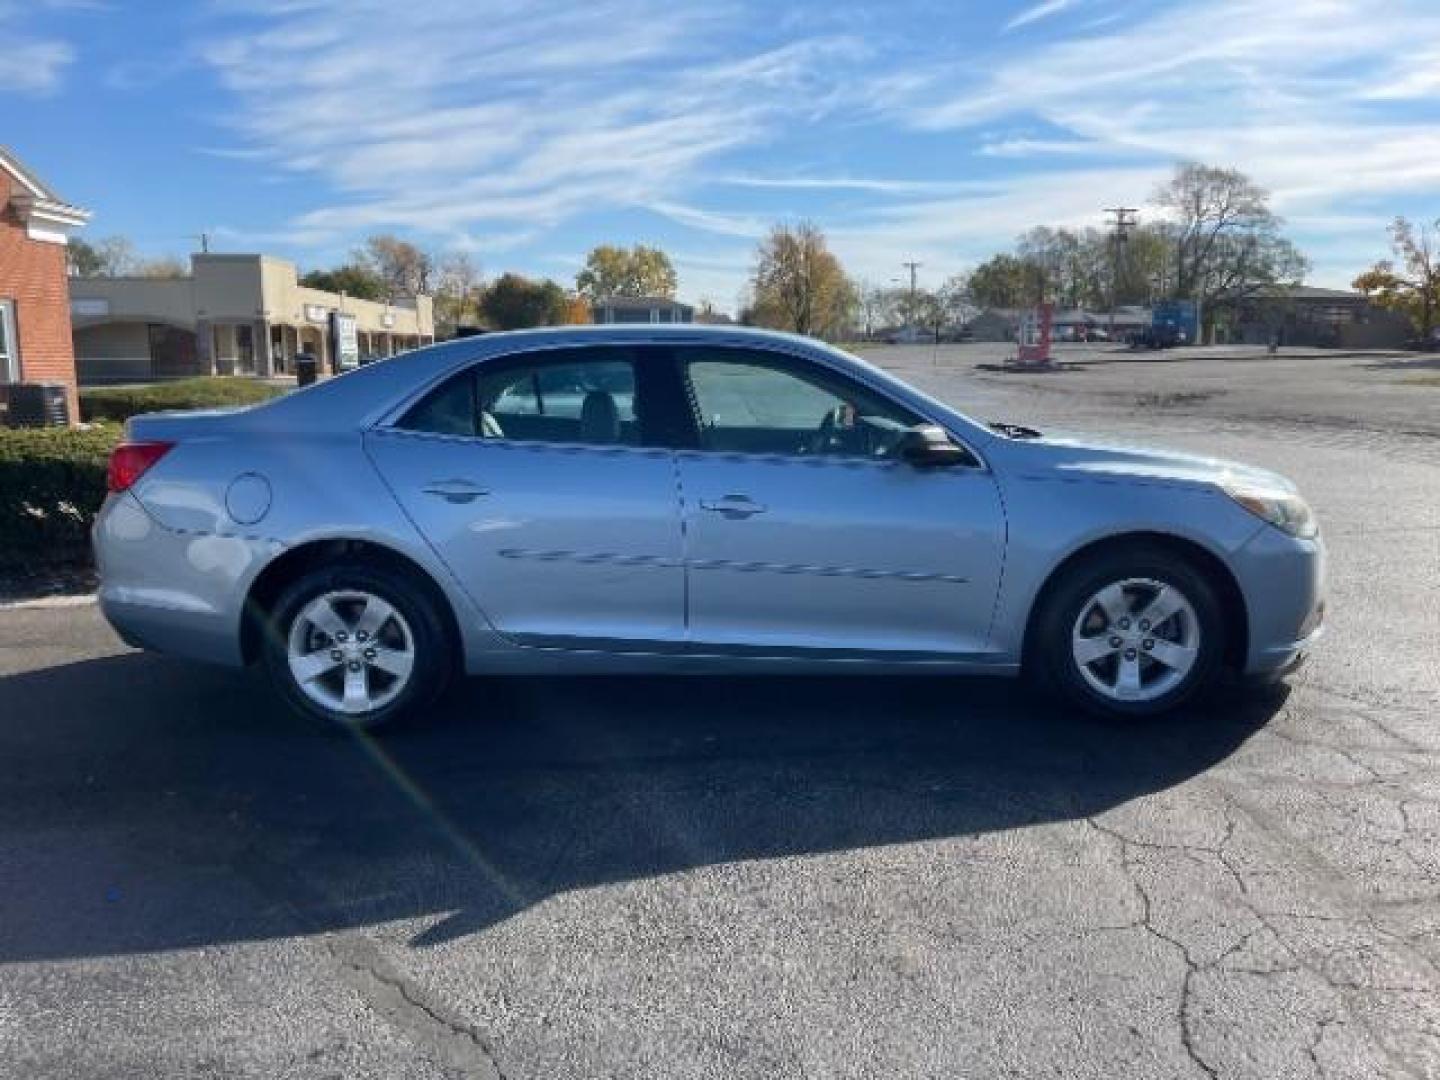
(0, 593, 99, 612)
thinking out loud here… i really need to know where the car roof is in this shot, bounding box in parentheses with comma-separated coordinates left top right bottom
(247, 324, 992, 444)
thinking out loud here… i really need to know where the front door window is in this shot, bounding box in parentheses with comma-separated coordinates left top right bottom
(684, 351, 920, 459)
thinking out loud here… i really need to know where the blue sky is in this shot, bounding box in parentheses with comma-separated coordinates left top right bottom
(5, 0, 1440, 309)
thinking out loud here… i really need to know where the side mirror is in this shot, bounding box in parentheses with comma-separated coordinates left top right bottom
(899, 424, 970, 467)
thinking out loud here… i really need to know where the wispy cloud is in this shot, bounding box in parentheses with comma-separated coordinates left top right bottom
(856, 0, 1440, 287)
(1004, 0, 1075, 32)
(190, 0, 1440, 299)
(201, 0, 869, 255)
(716, 174, 992, 196)
(0, 40, 73, 94)
(0, 0, 99, 94)
(978, 137, 1106, 157)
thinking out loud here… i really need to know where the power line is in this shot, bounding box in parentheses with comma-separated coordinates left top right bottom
(901, 260, 922, 295)
(901, 261, 922, 329)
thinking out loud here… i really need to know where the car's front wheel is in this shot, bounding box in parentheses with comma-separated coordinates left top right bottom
(1031, 546, 1225, 718)
(262, 561, 453, 732)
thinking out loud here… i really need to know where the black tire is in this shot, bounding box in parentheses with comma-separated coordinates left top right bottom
(1029, 544, 1226, 719)
(261, 560, 454, 732)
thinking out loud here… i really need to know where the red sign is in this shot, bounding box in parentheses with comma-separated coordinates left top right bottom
(1015, 303, 1053, 366)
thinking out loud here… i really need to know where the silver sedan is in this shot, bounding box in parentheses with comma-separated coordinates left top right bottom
(93, 326, 1325, 730)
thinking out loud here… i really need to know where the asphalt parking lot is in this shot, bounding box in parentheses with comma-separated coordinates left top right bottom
(2, 344, 1438, 1078)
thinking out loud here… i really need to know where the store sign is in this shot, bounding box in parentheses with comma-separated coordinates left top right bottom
(330, 311, 359, 371)
(70, 298, 110, 317)
(304, 304, 329, 324)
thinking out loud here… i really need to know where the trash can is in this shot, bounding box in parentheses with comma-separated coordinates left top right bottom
(295, 352, 318, 387)
(2, 382, 70, 427)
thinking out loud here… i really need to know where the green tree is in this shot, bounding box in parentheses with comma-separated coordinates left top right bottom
(747, 222, 855, 339)
(575, 244, 678, 299)
(1353, 217, 1440, 338)
(300, 263, 387, 301)
(966, 253, 1046, 308)
(478, 273, 568, 330)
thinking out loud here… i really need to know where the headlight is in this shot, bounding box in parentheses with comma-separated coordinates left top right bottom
(1221, 479, 1318, 539)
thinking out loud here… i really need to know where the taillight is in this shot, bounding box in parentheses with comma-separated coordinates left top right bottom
(107, 441, 175, 493)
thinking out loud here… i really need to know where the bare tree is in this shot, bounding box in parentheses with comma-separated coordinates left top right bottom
(938, 273, 976, 328)
(67, 235, 137, 277)
(132, 255, 189, 279)
(1154, 163, 1307, 336)
(433, 252, 484, 336)
(857, 281, 896, 339)
(360, 235, 435, 297)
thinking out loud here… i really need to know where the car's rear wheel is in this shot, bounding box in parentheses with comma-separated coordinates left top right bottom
(262, 561, 453, 732)
(1031, 545, 1225, 718)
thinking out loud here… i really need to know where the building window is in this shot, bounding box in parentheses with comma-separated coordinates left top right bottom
(0, 300, 19, 382)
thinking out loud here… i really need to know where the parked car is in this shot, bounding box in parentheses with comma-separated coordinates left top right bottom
(93, 326, 1324, 730)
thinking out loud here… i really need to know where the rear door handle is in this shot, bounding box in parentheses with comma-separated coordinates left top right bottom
(422, 479, 489, 504)
(699, 495, 767, 518)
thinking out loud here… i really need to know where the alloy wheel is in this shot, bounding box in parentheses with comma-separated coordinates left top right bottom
(1070, 577, 1200, 703)
(286, 590, 416, 718)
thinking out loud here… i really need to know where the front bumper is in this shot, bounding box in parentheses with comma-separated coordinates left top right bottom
(1232, 523, 1326, 678)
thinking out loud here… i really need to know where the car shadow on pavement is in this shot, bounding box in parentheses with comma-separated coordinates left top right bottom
(0, 653, 1284, 962)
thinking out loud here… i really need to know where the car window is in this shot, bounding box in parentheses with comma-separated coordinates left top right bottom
(396, 351, 643, 447)
(681, 348, 921, 459)
(396, 370, 478, 437)
(479, 358, 637, 445)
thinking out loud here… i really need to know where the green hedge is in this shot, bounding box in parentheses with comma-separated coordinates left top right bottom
(0, 425, 121, 571)
(80, 377, 281, 423)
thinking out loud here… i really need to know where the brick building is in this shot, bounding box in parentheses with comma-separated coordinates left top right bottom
(0, 147, 89, 421)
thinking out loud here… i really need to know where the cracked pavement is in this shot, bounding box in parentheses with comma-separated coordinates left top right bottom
(1, 344, 1437, 1078)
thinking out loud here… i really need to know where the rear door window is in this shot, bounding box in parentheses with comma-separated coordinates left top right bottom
(397, 348, 650, 447)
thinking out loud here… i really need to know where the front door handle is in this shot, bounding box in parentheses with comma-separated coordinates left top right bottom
(700, 495, 767, 518)
(422, 479, 489, 504)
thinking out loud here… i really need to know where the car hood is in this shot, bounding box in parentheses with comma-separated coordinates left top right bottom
(993, 430, 1297, 493)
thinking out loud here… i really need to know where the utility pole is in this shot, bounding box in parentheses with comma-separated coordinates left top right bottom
(1103, 208, 1137, 339)
(901, 260, 922, 330)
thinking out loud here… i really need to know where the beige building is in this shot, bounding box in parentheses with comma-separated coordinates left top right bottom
(70, 253, 434, 383)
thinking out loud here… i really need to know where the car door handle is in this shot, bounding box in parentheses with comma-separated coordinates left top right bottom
(421, 479, 489, 504)
(700, 495, 767, 518)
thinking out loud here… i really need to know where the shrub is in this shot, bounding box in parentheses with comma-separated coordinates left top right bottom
(0, 425, 121, 570)
(80, 377, 281, 423)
